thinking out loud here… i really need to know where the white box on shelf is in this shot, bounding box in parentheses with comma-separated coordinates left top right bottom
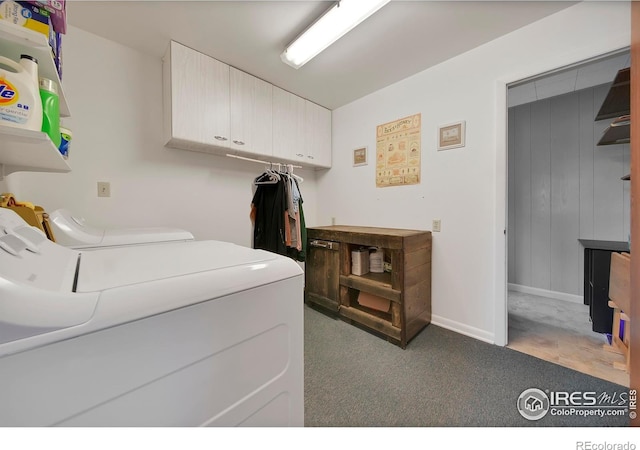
(369, 247, 384, 273)
(351, 248, 369, 276)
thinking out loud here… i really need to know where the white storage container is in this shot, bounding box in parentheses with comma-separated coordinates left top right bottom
(351, 248, 369, 276)
(369, 247, 384, 273)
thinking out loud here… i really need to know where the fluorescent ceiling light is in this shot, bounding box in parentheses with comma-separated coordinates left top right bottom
(281, 0, 391, 69)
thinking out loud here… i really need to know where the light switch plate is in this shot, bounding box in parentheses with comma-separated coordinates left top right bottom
(432, 219, 441, 232)
(97, 181, 111, 198)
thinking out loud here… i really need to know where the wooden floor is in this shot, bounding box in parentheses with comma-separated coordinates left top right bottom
(507, 290, 629, 387)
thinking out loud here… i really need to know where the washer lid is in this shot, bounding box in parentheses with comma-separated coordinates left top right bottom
(75, 240, 280, 292)
(101, 227, 194, 247)
(49, 209, 194, 248)
(48, 209, 104, 246)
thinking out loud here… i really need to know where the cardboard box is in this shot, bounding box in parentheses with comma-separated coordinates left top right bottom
(357, 291, 390, 313)
(0, 0, 50, 37)
(48, 21, 62, 78)
(609, 252, 630, 314)
(26, 0, 65, 34)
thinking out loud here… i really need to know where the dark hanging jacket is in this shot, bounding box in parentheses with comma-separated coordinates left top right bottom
(251, 176, 287, 255)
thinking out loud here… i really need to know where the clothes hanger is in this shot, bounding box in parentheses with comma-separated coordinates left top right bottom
(286, 164, 303, 183)
(254, 163, 280, 185)
(254, 174, 279, 185)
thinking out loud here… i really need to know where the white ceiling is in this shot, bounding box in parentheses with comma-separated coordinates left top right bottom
(507, 50, 631, 107)
(67, 0, 579, 110)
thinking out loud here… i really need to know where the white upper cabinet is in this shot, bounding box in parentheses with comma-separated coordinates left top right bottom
(163, 41, 230, 152)
(304, 100, 331, 169)
(163, 41, 331, 168)
(229, 67, 272, 157)
(272, 86, 306, 164)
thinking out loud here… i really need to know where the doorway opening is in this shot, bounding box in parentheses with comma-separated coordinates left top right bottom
(504, 50, 631, 387)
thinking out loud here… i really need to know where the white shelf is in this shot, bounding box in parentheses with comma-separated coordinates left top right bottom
(0, 20, 69, 117)
(0, 126, 70, 176)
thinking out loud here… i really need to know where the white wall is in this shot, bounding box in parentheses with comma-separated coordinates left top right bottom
(6, 26, 319, 246)
(319, 1, 631, 345)
(0, 178, 9, 194)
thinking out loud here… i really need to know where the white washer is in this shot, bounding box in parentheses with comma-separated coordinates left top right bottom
(49, 208, 194, 249)
(0, 208, 303, 426)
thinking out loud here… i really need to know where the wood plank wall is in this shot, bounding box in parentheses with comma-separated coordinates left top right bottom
(508, 85, 631, 296)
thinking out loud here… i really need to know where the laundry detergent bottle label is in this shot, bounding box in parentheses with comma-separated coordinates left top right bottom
(0, 55, 42, 131)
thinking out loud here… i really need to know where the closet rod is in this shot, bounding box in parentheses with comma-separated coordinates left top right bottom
(226, 154, 302, 169)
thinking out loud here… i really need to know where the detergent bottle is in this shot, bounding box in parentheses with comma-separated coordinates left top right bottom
(39, 78, 61, 147)
(0, 54, 43, 131)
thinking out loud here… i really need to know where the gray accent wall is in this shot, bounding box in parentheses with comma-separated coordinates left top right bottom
(507, 84, 630, 296)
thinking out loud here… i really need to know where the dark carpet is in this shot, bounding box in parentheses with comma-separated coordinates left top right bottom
(303, 305, 630, 427)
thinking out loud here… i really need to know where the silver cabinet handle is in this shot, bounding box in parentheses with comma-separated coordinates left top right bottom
(296, 153, 304, 157)
(232, 140, 245, 145)
(310, 240, 330, 249)
(214, 136, 228, 141)
(307, 155, 314, 159)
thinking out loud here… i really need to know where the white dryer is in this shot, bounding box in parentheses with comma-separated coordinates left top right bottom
(0, 208, 303, 426)
(49, 208, 194, 249)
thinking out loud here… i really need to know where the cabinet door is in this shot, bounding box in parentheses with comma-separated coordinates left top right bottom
(230, 67, 272, 157)
(164, 41, 230, 149)
(304, 100, 332, 168)
(305, 239, 340, 311)
(272, 86, 305, 163)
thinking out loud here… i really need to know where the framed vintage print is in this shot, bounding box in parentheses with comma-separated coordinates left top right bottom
(376, 113, 422, 187)
(437, 121, 466, 151)
(353, 147, 368, 166)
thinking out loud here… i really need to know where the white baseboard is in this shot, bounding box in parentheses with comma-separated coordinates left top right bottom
(508, 283, 583, 304)
(430, 315, 495, 345)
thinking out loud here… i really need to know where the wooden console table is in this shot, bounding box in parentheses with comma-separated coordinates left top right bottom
(305, 226, 432, 348)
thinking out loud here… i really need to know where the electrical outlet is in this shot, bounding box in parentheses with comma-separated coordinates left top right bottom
(331, 217, 336, 226)
(432, 219, 441, 232)
(97, 181, 111, 198)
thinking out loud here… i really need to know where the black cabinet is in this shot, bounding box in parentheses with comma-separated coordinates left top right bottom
(579, 239, 630, 334)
